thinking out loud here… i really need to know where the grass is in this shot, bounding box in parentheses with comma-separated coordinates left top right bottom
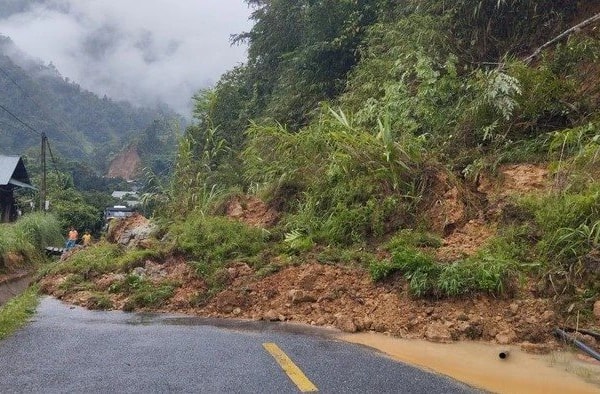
(0, 213, 63, 271)
(369, 244, 517, 298)
(0, 285, 39, 340)
(170, 214, 268, 264)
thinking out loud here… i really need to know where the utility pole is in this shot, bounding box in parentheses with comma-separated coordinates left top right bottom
(40, 132, 47, 212)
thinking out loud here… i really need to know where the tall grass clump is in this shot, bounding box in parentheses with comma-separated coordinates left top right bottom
(0, 285, 39, 340)
(169, 213, 268, 265)
(243, 108, 427, 246)
(370, 244, 517, 298)
(516, 184, 600, 294)
(12, 213, 63, 250)
(0, 213, 62, 269)
(520, 185, 600, 258)
(49, 243, 124, 277)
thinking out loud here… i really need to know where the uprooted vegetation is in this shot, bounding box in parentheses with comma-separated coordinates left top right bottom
(38, 1, 600, 352)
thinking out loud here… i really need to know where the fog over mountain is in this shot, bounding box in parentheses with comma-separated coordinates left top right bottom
(0, 0, 252, 116)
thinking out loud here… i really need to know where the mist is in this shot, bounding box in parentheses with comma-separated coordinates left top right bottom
(0, 0, 253, 116)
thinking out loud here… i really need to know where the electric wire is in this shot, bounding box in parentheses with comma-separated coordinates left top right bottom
(46, 138, 61, 173)
(0, 102, 40, 136)
(0, 63, 80, 145)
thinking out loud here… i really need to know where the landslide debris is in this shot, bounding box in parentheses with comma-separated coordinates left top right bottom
(38, 163, 600, 355)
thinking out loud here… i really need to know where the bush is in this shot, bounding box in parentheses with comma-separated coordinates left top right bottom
(0, 213, 62, 269)
(50, 243, 124, 277)
(243, 110, 425, 247)
(12, 213, 63, 250)
(370, 244, 516, 298)
(170, 214, 268, 264)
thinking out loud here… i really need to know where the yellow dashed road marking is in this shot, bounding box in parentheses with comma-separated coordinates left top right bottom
(263, 342, 318, 392)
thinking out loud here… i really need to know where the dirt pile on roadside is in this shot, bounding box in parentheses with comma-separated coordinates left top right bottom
(40, 257, 561, 352)
(38, 164, 599, 353)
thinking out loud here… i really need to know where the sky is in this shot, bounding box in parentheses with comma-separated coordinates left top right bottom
(0, 0, 253, 116)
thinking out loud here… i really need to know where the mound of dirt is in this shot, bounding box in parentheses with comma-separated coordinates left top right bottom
(40, 257, 562, 352)
(39, 164, 600, 353)
(106, 213, 156, 248)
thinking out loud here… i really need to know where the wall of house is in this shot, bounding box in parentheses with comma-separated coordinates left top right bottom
(0, 187, 16, 223)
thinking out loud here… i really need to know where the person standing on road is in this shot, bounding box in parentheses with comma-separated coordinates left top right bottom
(65, 227, 78, 250)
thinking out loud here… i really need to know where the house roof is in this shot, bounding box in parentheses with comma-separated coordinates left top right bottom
(112, 191, 139, 199)
(0, 155, 34, 189)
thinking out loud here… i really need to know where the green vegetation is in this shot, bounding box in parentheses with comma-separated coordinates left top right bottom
(150, 1, 599, 307)
(0, 35, 182, 171)
(170, 214, 269, 265)
(0, 213, 62, 271)
(0, 285, 39, 340)
(46, 242, 166, 278)
(19, 2, 600, 320)
(109, 273, 177, 311)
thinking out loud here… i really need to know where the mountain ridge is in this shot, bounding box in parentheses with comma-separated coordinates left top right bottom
(0, 34, 182, 176)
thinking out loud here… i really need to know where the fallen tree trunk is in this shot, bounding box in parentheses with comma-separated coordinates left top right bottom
(524, 12, 600, 63)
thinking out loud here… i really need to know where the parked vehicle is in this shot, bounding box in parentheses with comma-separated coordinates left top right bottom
(103, 205, 134, 229)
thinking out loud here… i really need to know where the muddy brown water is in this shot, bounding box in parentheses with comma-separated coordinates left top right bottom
(0, 274, 34, 306)
(342, 332, 600, 393)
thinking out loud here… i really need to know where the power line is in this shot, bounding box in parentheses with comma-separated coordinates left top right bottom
(46, 138, 61, 172)
(0, 102, 40, 136)
(0, 63, 80, 145)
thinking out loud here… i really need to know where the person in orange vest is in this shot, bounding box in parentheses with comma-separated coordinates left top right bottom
(65, 227, 78, 250)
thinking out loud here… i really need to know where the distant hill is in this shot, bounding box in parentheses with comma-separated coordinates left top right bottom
(0, 35, 183, 175)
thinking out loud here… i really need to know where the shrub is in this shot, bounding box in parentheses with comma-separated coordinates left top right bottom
(0, 213, 63, 270)
(371, 244, 517, 298)
(170, 214, 268, 264)
(50, 243, 124, 277)
(11, 213, 63, 250)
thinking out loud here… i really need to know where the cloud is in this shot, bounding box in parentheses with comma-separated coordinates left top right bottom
(0, 0, 252, 115)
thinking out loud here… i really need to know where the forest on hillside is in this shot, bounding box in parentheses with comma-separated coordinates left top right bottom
(0, 35, 182, 174)
(0, 34, 184, 234)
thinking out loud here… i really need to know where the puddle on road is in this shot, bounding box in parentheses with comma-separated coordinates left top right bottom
(341, 332, 600, 393)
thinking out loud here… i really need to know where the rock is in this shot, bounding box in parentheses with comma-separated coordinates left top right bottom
(495, 330, 517, 345)
(425, 323, 453, 343)
(456, 313, 469, 321)
(525, 316, 537, 325)
(520, 342, 553, 354)
(540, 310, 555, 322)
(288, 289, 317, 304)
(335, 315, 357, 333)
(594, 300, 600, 321)
(132, 267, 146, 277)
(509, 303, 519, 315)
(233, 307, 241, 316)
(263, 310, 280, 321)
(361, 316, 373, 331)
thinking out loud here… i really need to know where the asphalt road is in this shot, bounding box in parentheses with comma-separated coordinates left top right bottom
(0, 297, 479, 393)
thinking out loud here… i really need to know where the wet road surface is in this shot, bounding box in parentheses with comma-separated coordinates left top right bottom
(0, 297, 479, 393)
